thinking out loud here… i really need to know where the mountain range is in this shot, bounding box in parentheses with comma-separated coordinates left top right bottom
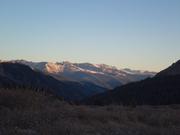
(9, 60, 155, 89)
(1, 59, 180, 105)
(0, 60, 155, 101)
(85, 60, 180, 105)
(0, 62, 107, 101)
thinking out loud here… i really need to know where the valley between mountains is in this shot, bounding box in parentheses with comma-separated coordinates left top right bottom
(0, 60, 180, 135)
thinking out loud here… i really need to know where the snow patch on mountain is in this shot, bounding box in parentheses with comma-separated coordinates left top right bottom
(122, 68, 156, 75)
(45, 62, 62, 73)
(3, 60, 156, 89)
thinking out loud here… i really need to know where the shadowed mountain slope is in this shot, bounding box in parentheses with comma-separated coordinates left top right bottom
(0, 62, 107, 101)
(85, 60, 180, 105)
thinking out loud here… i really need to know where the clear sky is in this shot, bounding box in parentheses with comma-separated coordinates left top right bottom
(0, 0, 180, 71)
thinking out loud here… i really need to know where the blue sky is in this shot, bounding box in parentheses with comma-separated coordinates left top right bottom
(0, 0, 180, 71)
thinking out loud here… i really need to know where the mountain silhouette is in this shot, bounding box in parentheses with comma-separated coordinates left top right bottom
(85, 60, 180, 105)
(156, 60, 180, 77)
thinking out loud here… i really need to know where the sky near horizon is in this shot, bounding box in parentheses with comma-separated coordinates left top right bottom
(0, 0, 180, 71)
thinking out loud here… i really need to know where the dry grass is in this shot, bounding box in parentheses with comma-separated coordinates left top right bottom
(0, 89, 180, 135)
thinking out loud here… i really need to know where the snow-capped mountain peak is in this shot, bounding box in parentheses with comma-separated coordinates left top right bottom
(45, 62, 63, 73)
(4, 60, 156, 89)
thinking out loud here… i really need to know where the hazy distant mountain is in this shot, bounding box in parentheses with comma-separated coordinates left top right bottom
(0, 62, 107, 101)
(85, 60, 180, 105)
(9, 60, 156, 89)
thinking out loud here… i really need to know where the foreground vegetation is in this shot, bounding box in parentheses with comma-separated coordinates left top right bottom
(0, 89, 180, 135)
